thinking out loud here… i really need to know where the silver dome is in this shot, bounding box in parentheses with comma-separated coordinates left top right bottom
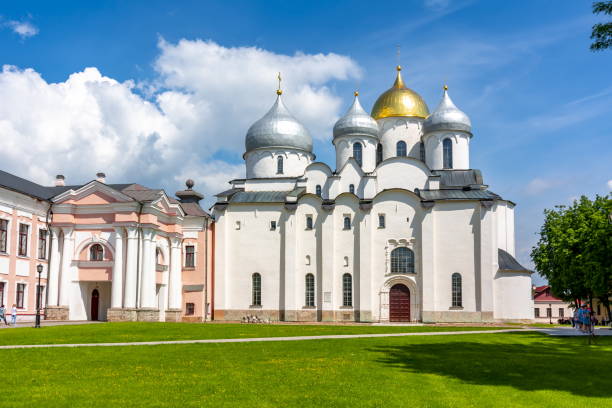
(245, 94, 312, 153)
(423, 87, 472, 134)
(333, 93, 379, 139)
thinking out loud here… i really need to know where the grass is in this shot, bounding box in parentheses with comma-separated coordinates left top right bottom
(0, 322, 506, 345)
(0, 331, 610, 407)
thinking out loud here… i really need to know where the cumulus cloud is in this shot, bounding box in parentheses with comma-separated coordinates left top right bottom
(4, 20, 38, 38)
(0, 40, 361, 206)
(608, 180, 612, 191)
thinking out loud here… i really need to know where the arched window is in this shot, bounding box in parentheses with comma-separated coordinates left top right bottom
(349, 184, 355, 194)
(277, 155, 284, 174)
(443, 138, 453, 169)
(306, 215, 313, 230)
(305, 273, 315, 307)
(419, 142, 426, 162)
(390, 247, 415, 274)
(376, 144, 383, 165)
(396, 141, 407, 157)
(252, 273, 261, 306)
(90, 244, 104, 261)
(315, 184, 322, 197)
(343, 273, 352, 307)
(343, 216, 351, 230)
(452, 273, 462, 307)
(353, 142, 363, 167)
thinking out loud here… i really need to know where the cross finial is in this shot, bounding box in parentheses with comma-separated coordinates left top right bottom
(443, 84, 448, 91)
(276, 72, 282, 95)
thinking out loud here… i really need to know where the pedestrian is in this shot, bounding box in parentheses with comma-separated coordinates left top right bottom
(10, 304, 17, 326)
(580, 304, 590, 334)
(0, 304, 8, 326)
(572, 308, 578, 328)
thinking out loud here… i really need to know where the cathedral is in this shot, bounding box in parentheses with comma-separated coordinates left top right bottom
(213, 66, 534, 323)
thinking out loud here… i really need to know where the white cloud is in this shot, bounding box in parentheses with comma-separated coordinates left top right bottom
(0, 40, 361, 206)
(524, 178, 558, 195)
(607, 180, 612, 191)
(5, 20, 38, 38)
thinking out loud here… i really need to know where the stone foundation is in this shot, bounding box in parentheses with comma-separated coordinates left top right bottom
(45, 306, 69, 321)
(136, 308, 160, 322)
(165, 309, 182, 322)
(422, 310, 495, 323)
(214, 309, 372, 323)
(107, 308, 138, 322)
(215, 309, 281, 321)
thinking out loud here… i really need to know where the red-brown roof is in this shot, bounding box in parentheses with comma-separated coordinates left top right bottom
(534, 285, 564, 302)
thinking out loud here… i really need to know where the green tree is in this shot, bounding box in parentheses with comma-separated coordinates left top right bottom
(591, 1, 612, 51)
(531, 195, 612, 319)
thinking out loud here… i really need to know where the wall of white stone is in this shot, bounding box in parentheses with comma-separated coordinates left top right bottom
(377, 117, 424, 161)
(333, 136, 378, 173)
(245, 148, 313, 179)
(424, 131, 471, 170)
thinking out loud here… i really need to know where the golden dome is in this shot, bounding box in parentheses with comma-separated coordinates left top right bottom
(371, 66, 430, 120)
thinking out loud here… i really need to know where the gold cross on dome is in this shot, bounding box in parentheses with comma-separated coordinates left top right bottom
(277, 72, 282, 95)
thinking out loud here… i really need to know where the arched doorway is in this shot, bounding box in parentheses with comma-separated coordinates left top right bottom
(91, 289, 99, 321)
(389, 284, 410, 322)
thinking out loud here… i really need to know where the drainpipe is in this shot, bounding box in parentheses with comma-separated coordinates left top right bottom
(135, 202, 144, 308)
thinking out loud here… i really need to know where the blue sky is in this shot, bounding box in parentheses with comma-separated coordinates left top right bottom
(0, 1, 611, 282)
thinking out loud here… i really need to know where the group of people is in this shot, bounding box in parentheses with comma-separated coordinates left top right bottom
(0, 304, 17, 326)
(241, 315, 268, 324)
(573, 303, 596, 334)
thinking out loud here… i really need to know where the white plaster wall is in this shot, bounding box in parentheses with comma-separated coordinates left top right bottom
(332, 196, 360, 311)
(244, 178, 297, 192)
(494, 273, 534, 320)
(336, 162, 364, 198)
(295, 198, 321, 309)
(375, 159, 430, 193)
(0, 257, 8, 274)
(333, 136, 378, 173)
(71, 281, 111, 321)
(304, 164, 332, 198)
(377, 117, 424, 160)
(424, 131, 471, 170)
(245, 148, 313, 179)
(16, 259, 29, 276)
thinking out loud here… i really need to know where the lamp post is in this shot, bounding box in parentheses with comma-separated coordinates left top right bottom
(548, 302, 552, 325)
(35, 264, 43, 328)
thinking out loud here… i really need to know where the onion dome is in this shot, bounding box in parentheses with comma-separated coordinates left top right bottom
(333, 92, 379, 139)
(245, 91, 312, 153)
(371, 66, 430, 120)
(423, 85, 472, 134)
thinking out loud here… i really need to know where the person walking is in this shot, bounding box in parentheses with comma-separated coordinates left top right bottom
(10, 304, 17, 326)
(0, 304, 8, 326)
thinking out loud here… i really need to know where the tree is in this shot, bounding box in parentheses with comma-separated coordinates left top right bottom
(591, 1, 612, 51)
(531, 195, 612, 320)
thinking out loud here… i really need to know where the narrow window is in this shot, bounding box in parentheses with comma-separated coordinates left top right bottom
(546, 308, 552, 318)
(252, 273, 261, 306)
(343, 274, 352, 307)
(353, 142, 363, 167)
(343, 216, 351, 230)
(443, 138, 453, 169)
(376, 144, 383, 165)
(89, 244, 104, 261)
(396, 141, 407, 157)
(315, 184, 322, 197)
(534, 308, 540, 318)
(306, 216, 313, 230)
(559, 308, 564, 318)
(305, 273, 315, 307)
(38, 229, 47, 259)
(391, 247, 415, 274)
(305, 255, 311, 265)
(349, 184, 355, 194)
(270, 221, 277, 231)
(185, 303, 195, 315)
(0, 219, 7, 253)
(378, 214, 385, 228)
(18, 224, 28, 257)
(16, 283, 25, 308)
(419, 142, 426, 162)
(452, 273, 462, 307)
(277, 155, 284, 174)
(0, 282, 5, 306)
(185, 245, 195, 267)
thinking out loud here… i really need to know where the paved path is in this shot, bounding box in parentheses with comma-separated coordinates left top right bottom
(537, 327, 612, 337)
(0, 328, 530, 350)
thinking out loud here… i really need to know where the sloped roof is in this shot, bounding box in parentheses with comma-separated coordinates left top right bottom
(230, 191, 288, 203)
(432, 169, 483, 188)
(419, 189, 500, 201)
(498, 249, 531, 272)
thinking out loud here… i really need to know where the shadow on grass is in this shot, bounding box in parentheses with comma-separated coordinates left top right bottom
(369, 332, 612, 397)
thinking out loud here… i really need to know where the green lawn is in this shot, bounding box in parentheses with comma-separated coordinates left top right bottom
(0, 322, 506, 345)
(0, 331, 610, 407)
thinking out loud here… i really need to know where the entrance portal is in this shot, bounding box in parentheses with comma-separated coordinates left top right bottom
(91, 289, 99, 321)
(389, 284, 410, 322)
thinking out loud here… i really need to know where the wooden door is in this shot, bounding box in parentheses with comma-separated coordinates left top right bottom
(91, 289, 99, 321)
(389, 284, 410, 322)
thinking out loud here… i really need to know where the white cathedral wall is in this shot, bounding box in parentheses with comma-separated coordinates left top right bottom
(244, 148, 313, 179)
(424, 131, 470, 170)
(336, 161, 364, 197)
(244, 178, 296, 192)
(333, 136, 378, 173)
(377, 117, 424, 160)
(494, 273, 534, 320)
(375, 159, 430, 193)
(495, 201, 516, 255)
(304, 164, 332, 198)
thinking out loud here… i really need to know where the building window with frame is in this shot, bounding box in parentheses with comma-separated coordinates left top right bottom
(270, 221, 277, 231)
(38, 229, 48, 260)
(390, 247, 415, 274)
(185, 303, 195, 315)
(376, 144, 383, 165)
(305, 273, 315, 307)
(89, 244, 104, 261)
(315, 184, 322, 197)
(342, 273, 352, 307)
(306, 216, 313, 230)
(546, 308, 552, 318)
(36, 285, 44, 309)
(0, 219, 8, 253)
(419, 142, 426, 162)
(343, 216, 351, 230)
(185, 245, 195, 268)
(443, 138, 453, 169)
(378, 214, 385, 228)
(353, 142, 363, 167)
(252, 273, 261, 306)
(559, 308, 564, 318)
(18, 224, 28, 257)
(451, 273, 462, 307)
(349, 184, 355, 194)
(534, 308, 540, 318)
(16, 283, 25, 308)
(0, 282, 5, 306)
(396, 141, 407, 157)
(277, 155, 284, 174)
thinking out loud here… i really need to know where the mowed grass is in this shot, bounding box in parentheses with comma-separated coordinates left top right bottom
(0, 332, 610, 407)
(0, 322, 505, 345)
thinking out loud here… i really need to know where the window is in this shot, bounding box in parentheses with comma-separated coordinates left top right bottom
(18, 224, 28, 257)
(0, 219, 7, 253)
(0, 282, 4, 306)
(396, 141, 407, 157)
(597, 304, 601, 315)
(89, 244, 104, 261)
(452, 273, 462, 307)
(270, 221, 277, 231)
(390, 247, 415, 274)
(16, 283, 25, 308)
(305, 274, 315, 307)
(343, 274, 352, 307)
(546, 308, 552, 318)
(343, 216, 351, 230)
(277, 155, 284, 174)
(252, 273, 261, 306)
(185, 303, 195, 315)
(315, 184, 322, 197)
(376, 144, 383, 165)
(185, 245, 195, 267)
(305, 255, 311, 265)
(349, 184, 355, 194)
(443, 138, 453, 169)
(36, 285, 44, 308)
(419, 142, 426, 162)
(38, 229, 47, 259)
(378, 214, 385, 228)
(353, 142, 363, 167)
(559, 308, 564, 318)
(306, 216, 313, 230)
(534, 308, 540, 318)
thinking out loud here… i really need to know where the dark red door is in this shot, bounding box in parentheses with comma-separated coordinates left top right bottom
(91, 289, 99, 321)
(390, 284, 410, 322)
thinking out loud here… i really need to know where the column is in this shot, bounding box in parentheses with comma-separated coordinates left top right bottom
(59, 227, 74, 307)
(111, 227, 125, 308)
(283, 212, 297, 320)
(167, 236, 182, 310)
(420, 206, 435, 322)
(124, 226, 138, 308)
(139, 228, 157, 308)
(320, 211, 335, 321)
(478, 202, 495, 317)
(47, 227, 61, 306)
